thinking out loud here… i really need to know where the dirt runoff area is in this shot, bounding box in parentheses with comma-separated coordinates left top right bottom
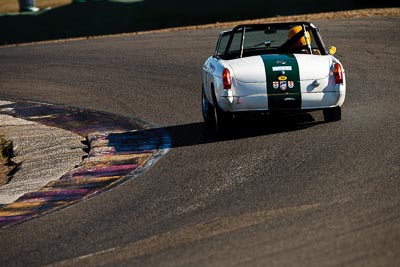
(0, 135, 14, 186)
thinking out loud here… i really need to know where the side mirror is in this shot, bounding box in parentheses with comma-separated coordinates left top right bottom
(328, 46, 337, 55)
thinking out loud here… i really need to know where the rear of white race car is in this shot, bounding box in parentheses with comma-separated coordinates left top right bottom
(215, 54, 346, 120)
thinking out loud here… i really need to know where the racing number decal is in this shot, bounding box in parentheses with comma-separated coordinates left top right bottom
(261, 54, 301, 110)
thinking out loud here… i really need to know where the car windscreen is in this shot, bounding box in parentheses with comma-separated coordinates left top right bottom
(216, 32, 230, 56)
(216, 24, 322, 59)
(244, 28, 289, 49)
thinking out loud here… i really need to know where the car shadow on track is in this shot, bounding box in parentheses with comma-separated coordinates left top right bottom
(155, 112, 324, 149)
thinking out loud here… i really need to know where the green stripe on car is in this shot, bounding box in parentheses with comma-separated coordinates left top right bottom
(261, 54, 301, 110)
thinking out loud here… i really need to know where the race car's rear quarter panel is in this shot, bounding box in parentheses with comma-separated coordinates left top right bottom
(226, 56, 269, 110)
(295, 54, 346, 109)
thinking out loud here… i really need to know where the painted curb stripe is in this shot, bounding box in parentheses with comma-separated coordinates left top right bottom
(0, 102, 170, 227)
(261, 54, 301, 110)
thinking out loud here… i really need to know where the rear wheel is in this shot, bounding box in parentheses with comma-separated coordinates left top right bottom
(323, 106, 341, 122)
(202, 87, 214, 127)
(211, 90, 232, 134)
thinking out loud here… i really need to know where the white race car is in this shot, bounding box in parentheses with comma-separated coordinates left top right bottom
(202, 22, 346, 132)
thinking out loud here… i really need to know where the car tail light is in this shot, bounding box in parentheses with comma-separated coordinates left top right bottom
(333, 63, 343, 84)
(222, 68, 232, 89)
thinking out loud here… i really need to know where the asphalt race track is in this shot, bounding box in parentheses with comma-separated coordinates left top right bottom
(0, 16, 399, 266)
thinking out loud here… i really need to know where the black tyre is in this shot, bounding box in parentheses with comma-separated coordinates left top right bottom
(323, 106, 342, 122)
(202, 87, 215, 127)
(210, 89, 232, 134)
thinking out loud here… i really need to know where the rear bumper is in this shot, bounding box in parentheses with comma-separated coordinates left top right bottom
(218, 90, 346, 113)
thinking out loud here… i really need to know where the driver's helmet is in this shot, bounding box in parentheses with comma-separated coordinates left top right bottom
(287, 26, 311, 49)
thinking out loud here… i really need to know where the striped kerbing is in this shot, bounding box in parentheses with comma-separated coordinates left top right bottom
(261, 54, 301, 110)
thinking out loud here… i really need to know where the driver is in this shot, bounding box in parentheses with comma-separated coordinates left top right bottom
(287, 26, 311, 54)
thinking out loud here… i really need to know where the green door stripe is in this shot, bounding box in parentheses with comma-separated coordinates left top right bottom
(261, 54, 301, 110)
